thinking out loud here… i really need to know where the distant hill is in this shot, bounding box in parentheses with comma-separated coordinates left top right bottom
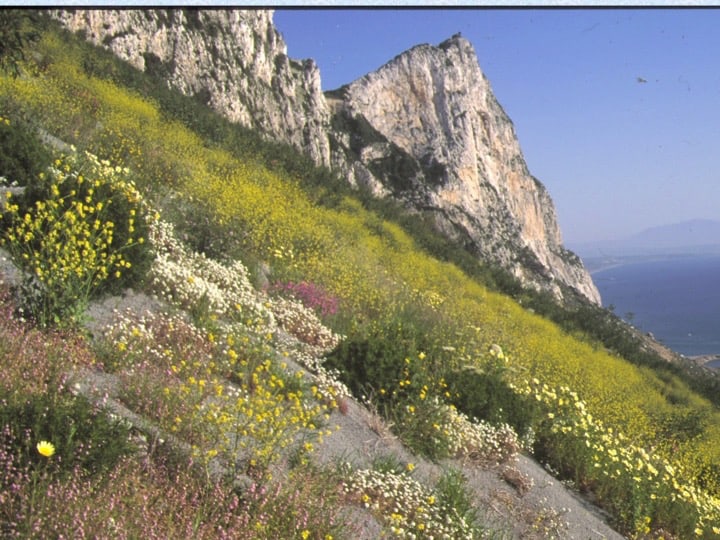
(571, 219, 720, 260)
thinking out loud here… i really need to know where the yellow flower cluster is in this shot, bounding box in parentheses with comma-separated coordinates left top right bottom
(516, 378, 720, 537)
(1, 149, 146, 324)
(105, 301, 332, 477)
(198, 358, 331, 474)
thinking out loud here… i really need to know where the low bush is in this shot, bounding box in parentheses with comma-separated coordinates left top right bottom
(445, 346, 540, 439)
(324, 314, 440, 405)
(435, 468, 480, 527)
(0, 393, 133, 477)
(0, 10, 40, 78)
(342, 465, 483, 539)
(0, 285, 134, 480)
(516, 378, 720, 537)
(0, 114, 51, 187)
(1, 148, 152, 326)
(269, 280, 339, 319)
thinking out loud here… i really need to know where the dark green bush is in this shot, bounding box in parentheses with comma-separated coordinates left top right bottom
(0, 115, 52, 187)
(324, 314, 440, 405)
(445, 358, 539, 438)
(0, 10, 40, 78)
(160, 193, 241, 262)
(324, 312, 462, 460)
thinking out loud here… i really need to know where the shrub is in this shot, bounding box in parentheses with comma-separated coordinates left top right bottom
(0, 10, 40, 78)
(0, 286, 134, 479)
(148, 218, 272, 330)
(159, 193, 241, 262)
(515, 378, 720, 537)
(99, 307, 331, 477)
(1, 148, 152, 326)
(269, 280, 339, 319)
(0, 392, 134, 477)
(435, 468, 479, 527)
(342, 466, 483, 539)
(324, 314, 439, 404)
(0, 114, 52, 187)
(269, 296, 342, 351)
(445, 346, 540, 439)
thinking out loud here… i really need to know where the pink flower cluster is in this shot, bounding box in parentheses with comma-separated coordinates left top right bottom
(269, 281, 338, 318)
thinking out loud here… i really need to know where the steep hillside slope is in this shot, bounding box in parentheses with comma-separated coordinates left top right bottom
(51, 8, 599, 305)
(51, 9, 331, 167)
(2, 16, 720, 537)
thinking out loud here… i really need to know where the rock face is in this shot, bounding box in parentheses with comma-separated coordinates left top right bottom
(51, 9, 331, 167)
(51, 9, 600, 305)
(328, 37, 600, 304)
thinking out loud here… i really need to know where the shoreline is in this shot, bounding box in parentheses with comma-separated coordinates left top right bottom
(689, 354, 720, 369)
(587, 254, 720, 365)
(584, 253, 715, 275)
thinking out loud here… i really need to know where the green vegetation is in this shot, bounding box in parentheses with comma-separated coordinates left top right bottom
(0, 114, 52, 187)
(1, 146, 152, 326)
(1, 13, 719, 538)
(342, 464, 484, 538)
(0, 10, 40, 78)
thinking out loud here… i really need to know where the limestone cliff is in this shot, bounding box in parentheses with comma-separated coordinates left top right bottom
(51, 9, 331, 167)
(50, 9, 600, 304)
(328, 36, 601, 304)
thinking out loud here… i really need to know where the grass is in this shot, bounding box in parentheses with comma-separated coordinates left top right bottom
(0, 12, 719, 537)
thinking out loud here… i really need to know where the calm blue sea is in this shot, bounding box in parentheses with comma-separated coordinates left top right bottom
(591, 255, 720, 357)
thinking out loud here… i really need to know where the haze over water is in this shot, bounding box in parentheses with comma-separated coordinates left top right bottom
(592, 255, 720, 357)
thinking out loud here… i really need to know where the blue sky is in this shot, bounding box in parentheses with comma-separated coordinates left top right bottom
(273, 8, 720, 245)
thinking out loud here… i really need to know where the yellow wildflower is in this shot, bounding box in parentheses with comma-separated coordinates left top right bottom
(37, 440, 55, 458)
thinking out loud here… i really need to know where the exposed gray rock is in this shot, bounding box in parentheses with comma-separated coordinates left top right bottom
(50, 9, 331, 167)
(329, 36, 600, 304)
(50, 9, 600, 305)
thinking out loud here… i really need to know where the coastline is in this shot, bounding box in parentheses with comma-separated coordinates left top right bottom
(585, 254, 720, 366)
(583, 253, 716, 275)
(690, 354, 720, 369)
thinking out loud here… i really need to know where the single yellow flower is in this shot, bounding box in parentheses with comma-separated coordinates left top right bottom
(37, 441, 55, 458)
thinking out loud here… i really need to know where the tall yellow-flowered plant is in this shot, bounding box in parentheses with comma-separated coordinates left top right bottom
(1, 147, 150, 326)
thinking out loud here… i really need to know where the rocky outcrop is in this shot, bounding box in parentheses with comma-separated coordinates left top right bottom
(51, 9, 331, 167)
(327, 36, 600, 303)
(50, 9, 600, 304)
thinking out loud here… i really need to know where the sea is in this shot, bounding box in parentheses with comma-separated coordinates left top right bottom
(590, 254, 720, 359)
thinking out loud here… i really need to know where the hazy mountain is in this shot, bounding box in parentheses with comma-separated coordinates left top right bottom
(571, 219, 720, 261)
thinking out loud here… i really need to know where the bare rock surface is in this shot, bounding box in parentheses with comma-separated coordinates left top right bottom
(312, 391, 624, 539)
(331, 35, 600, 305)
